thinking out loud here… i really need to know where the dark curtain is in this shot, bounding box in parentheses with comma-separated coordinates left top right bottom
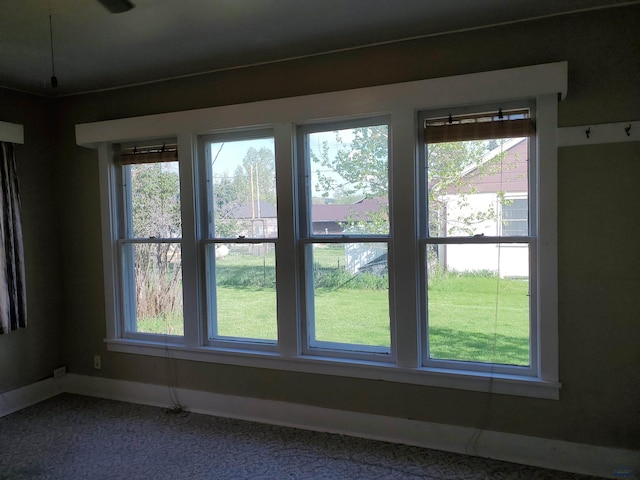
(0, 142, 26, 334)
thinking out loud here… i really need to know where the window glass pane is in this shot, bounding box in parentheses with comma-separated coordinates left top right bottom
(309, 243, 390, 350)
(426, 243, 529, 366)
(427, 138, 528, 237)
(128, 161, 181, 238)
(208, 137, 276, 239)
(124, 242, 184, 336)
(502, 198, 529, 236)
(307, 125, 389, 235)
(207, 242, 277, 342)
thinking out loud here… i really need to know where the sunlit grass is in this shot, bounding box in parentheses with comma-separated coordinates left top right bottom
(428, 274, 530, 365)
(136, 314, 184, 336)
(312, 289, 390, 347)
(216, 286, 277, 340)
(135, 245, 530, 366)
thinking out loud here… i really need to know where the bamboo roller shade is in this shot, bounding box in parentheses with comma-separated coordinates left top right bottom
(118, 144, 178, 165)
(425, 109, 534, 143)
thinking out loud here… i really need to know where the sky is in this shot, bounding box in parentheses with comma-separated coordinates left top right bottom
(209, 137, 274, 177)
(206, 128, 372, 199)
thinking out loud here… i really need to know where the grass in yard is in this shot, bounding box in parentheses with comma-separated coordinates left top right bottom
(136, 314, 184, 336)
(313, 245, 346, 268)
(215, 287, 390, 348)
(216, 286, 277, 340)
(428, 273, 530, 365)
(213, 248, 277, 340)
(135, 245, 530, 366)
(136, 287, 278, 341)
(313, 288, 390, 347)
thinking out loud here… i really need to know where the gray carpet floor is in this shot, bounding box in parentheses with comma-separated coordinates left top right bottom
(0, 393, 604, 479)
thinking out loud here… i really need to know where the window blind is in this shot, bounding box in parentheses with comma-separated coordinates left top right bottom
(118, 144, 178, 165)
(425, 109, 534, 143)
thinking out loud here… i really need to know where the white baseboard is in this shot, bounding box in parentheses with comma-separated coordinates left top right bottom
(5, 374, 639, 479)
(0, 377, 64, 418)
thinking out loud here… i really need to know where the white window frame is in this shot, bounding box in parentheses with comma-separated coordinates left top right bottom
(297, 116, 393, 361)
(198, 128, 280, 351)
(79, 62, 566, 399)
(501, 196, 529, 237)
(115, 140, 186, 343)
(418, 103, 537, 376)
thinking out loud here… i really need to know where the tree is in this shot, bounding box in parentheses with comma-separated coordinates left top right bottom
(130, 163, 181, 238)
(211, 145, 276, 238)
(312, 126, 388, 199)
(129, 162, 182, 326)
(311, 126, 389, 235)
(242, 146, 277, 204)
(310, 126, 507, 238)
(426, 140, 507, 236)
(210, 165, 244, 238)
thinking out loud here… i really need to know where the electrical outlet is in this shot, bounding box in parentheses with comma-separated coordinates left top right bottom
(93, 355, 101, 370)
(53, 366, 66, 378)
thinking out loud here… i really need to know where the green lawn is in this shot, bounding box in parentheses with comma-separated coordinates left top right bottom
(313, 244, 345, 268)
(427, 274, 530, 365)
(137, 245, 530, 366)
(217, 286, 277, 340)
(312, 288, 390, 347)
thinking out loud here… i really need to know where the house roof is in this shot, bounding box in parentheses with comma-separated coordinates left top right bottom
(460, 138, 526, 178)
(230, 198, 386, 222)
(313, 198, 386, 222)
(230, 201, 278, 219)
(445, 138, 529, 195)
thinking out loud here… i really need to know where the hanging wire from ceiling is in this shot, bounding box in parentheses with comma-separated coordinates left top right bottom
(48, 0, 58, 88)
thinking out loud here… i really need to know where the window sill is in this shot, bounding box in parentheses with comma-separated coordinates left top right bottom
(105, 338, 560, 400)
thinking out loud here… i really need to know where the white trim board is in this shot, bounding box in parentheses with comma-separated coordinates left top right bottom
(0, 121, 24, 144)
(1, 374, 636, 478)
(51, 374, 636, 479)
(105, 340, 561, 399)
(558, 120, 640, 147)
(0, 377, 63, 418)
(76, 62, 568, 147)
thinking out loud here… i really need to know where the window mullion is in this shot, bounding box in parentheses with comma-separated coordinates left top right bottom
(535, 93, 558, 383)
(390, 109, 420, 368)
(274, 123, 300, 357)
(98, 142, 120, 339)
(177, 133, 201, 348)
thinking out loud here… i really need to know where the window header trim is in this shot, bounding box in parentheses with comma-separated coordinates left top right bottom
(76, 62, 567, 148)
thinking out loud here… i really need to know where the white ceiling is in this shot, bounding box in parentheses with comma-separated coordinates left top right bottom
(0, 0, 635, 96)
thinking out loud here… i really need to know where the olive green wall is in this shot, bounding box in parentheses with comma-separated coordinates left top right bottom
(54, 5, 639, 449)
(0, 90, 63, 392)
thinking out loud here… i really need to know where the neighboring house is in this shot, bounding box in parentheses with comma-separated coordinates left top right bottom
(311, 198, 386, 235)
(229, 200, 278, 238)
(227, 147, 529, 277)
(353, 249, 388, 275)
(438, 138, 529, 277)
(228, 197, 388, 273)
(314, 198, 388, 273)
(227, 197, 387, 237)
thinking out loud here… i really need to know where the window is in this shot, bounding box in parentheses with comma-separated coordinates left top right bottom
(298, 119, 391, 358)
(502, 198, 528, 236)
(420, 106, 535, 375)
(200, 131, 278, 345)
(84, 62, 564, 398)
(117, 142, 184, 339)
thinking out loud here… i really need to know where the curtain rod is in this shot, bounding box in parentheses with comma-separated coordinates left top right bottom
(0, 121, 24, 144)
